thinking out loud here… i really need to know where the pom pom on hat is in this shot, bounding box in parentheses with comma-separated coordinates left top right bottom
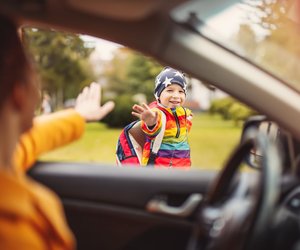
(154, 67, 187, 100)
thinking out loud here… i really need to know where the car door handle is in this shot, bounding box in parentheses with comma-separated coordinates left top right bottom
(146, 193, 202, 217)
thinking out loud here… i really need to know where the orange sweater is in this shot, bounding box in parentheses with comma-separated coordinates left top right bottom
(0, 109, 85, 250)
(14, 109, 85, 171)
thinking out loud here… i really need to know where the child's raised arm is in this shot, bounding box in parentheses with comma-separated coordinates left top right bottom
(132, 103, 158, 127)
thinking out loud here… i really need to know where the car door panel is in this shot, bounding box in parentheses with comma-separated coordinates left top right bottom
(64, 199, 192, 249)
(28, 162, 217, 249)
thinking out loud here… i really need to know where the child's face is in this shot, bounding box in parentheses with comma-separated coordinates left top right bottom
(159, 83, 186, 108)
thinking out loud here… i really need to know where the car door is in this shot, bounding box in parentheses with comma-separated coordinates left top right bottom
(28, 162, 218, 250)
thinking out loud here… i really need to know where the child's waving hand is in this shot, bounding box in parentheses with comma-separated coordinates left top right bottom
(132, 103, 158, 127)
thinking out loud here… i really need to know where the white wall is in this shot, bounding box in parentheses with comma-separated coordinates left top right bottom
(189, 79, 228, 111)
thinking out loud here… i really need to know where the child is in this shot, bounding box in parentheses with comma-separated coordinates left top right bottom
(132, 67, 193, 168)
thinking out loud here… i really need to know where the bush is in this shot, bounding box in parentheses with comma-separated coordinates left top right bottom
(210, 97, 257, 124)
(210, 97, 234, 120)
(102, 94, 137, 128)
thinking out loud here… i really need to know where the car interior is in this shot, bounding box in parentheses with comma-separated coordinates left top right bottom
(2, 0, 300, 250)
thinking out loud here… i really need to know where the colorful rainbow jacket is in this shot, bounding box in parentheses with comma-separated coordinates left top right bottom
(141, 103, 192, 168)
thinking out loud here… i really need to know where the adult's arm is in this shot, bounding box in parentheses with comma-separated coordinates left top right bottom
(13, 82, 114, 172)
(13, 109, 85, 172)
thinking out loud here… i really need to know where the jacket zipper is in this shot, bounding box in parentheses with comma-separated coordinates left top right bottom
(172, 109, 180, 138)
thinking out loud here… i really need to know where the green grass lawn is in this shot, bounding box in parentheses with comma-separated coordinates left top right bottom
(189, 113, 242, 169)
(39, 113, 242, 169)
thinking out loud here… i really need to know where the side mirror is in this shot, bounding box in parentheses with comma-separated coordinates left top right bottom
(241, 116, 281, 169)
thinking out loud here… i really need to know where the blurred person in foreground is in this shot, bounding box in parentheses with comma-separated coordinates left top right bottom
(0, 14, 114, 249)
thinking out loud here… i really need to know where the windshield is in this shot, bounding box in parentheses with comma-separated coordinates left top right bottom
(174, 0, 300, 92)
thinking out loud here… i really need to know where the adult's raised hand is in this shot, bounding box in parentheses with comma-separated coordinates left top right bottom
(75, 82, 115, 122)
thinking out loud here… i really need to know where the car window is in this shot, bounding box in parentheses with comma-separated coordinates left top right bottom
(172, 0, 300, 93)
(23, 27, 257, 170)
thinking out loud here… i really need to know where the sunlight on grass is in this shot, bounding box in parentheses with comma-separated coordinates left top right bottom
(39, 113, 242, 169)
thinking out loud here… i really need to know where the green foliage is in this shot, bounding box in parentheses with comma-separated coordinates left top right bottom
(210, 97, 257, 124)
(103, 49, 162, 102)
(102, 94, 136, 128)
(126, 52, 162, 102)
(210, 98, 233, 120)
(235, 3, 300, 90)
(24, 28, 95, 108)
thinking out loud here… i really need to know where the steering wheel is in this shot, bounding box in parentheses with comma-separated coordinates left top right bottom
(190, 129, 281, 250)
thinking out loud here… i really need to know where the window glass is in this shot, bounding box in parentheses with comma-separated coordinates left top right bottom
(188, 0, 300, 92)
(23, 27, 255, 170)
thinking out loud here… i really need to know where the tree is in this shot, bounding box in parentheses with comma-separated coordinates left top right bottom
(234, 1, 300, 88)
(103, 48, 162, 102)
(23, 28, 95, 108)
(242, 0, 290, 31)
(125, 52, 162, 102)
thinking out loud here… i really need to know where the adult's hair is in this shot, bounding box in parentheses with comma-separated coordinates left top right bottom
(0, 15, 29, 108)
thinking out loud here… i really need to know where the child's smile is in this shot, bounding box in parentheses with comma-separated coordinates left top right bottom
(159, 83, 186, 108)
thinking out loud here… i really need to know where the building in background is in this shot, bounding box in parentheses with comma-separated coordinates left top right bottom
(185, 78, 227, 112)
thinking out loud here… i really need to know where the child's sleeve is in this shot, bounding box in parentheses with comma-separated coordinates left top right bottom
(186, 109, 193, 132)
(141, 109, 163, 139)
(13, 109, 85, 172)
